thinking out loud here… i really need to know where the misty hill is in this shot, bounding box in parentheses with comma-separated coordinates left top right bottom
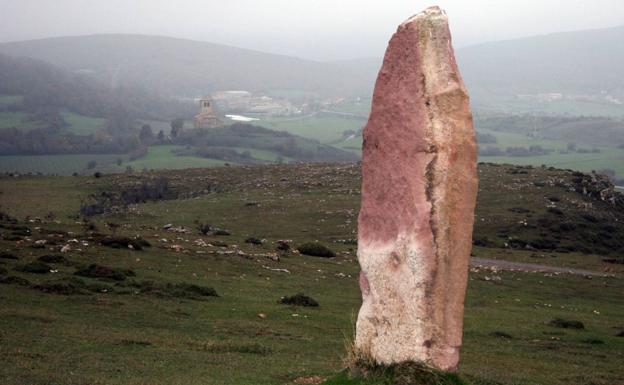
(0, 53, 193, 122)
(0, 53, 356, 166)
(344, 26, 624, 115)
(475, 114, 624, 148)
(0, 34, 374, 99)
(2, 27, 623, 116)
(458, 25, 624, 102)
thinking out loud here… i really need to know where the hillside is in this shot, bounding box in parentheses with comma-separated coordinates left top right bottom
(0, 53, 194, 122)
(0, 35, 374, 99)
(458, 26, 624, 107)
(0, 163, 622, 384)
(2, 28, 623, 116)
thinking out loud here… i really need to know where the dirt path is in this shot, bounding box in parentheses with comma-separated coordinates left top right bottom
(471, 257, 613, 277)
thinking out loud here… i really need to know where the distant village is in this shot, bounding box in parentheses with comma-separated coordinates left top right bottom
(191, 90, 355, 128)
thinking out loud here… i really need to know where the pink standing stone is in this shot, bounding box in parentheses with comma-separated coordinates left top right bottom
(355, 6, 478, 372)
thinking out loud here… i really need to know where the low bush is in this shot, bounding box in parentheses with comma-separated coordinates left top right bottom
(121, 280, 219, 299)
(197, 223, 212, 235)
(581, 338, 604, 345)
(547, 207, 563, 215)
(0, 275, 31, 286)
(32, 277, 87, 295)
(15, 262, 52, 274)
(100, 237, 150, 250)
(0, 251, 18, 260)
(245, 237, 263, 245)
(37, 255, 67, 264)
(298, 242, 336, 258)
(489, 331, 513, 339)
(279, 293, 319, 307)
(581, 214, 598, 223)
(529, 239, 559, 250)
(75, 264, 134, 281)
(548, 318, 584, 329)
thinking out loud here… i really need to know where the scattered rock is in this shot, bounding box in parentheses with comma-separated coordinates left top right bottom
(276, 240, 291, 251)
(293, 376, 325, 385)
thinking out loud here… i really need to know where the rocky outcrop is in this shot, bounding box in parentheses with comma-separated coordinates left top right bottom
(355, 6, 478, 371)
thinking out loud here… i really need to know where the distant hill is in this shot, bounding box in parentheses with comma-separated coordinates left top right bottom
(342, 26, 624, 115)
(0, 53, 357, 164)
(0, 53, 193, 121)
(1, 27, 623, 115)
(457, 26, 624, 103)
(0, 34, 374, 99)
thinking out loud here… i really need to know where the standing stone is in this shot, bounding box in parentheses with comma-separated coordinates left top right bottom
(355, 6, 478, 372)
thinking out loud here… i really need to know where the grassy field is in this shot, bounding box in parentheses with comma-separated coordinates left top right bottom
(333, 125, 624, 179)
(0, 111, 45, 131)
(482, 98, 624, 118)
(230, 147, 294, 163)
(61, 111, 107, 135)
(477, 128, 624, 177)
(0, 94, 23, 107)
(0, 153, 123, 175)
(105, 145, 230, 173)
(258, 113, 365, 144)
(0, 163, 622, 385)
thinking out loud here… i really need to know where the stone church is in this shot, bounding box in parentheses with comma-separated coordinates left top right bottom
(194, 98, 222, 129)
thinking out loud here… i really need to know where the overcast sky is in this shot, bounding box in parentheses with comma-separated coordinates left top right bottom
(1, 0, 623, 61)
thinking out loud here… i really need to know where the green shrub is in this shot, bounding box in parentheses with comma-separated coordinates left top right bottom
(120, 280, 219, 299)
(279, 293, 319, 307)
(15, 261, 52, 274)
(33, 277, 87, 295)
(100, 236, 150, 250)
(245, 237, 263, 245)
(37, 255, 67, 264)
(75, 264, 134, 281)
(548, 318, 584, 329)
(0, 275, 31, 286)
(0, 251, 18, 260)
(298, 242, 336, 258)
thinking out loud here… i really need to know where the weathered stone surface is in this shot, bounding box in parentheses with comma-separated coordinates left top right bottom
(355, 6, 478, 372)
